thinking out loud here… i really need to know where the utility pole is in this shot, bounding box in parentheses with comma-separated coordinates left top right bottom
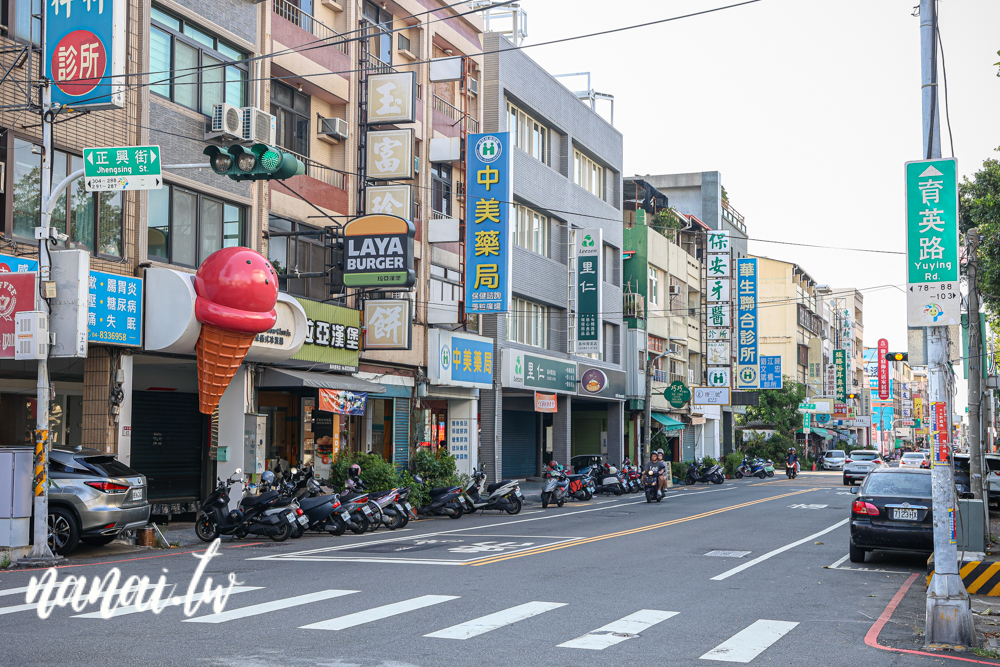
(921, 0, 974, 646)
(25, 12, 57, 562)
(967, 228, 983, 501)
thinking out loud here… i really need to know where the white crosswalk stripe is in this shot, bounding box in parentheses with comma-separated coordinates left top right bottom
(0, 584, 144, 616)
(425, 601, 567, 640)
(699, 620, 799, 662)
(558, 610, 679, 650)
(300, 595, 459, 631)
(72, 586, 261, 618)
(184, 589, 359, 623)
(0, 586, 30, 598)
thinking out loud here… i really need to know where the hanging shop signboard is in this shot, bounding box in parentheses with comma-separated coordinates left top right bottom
(465, 132, 513, 313)
(735, 258, 759, 389)
(342, 214, 416, 288)
(576, 228, 602, 354)
(366, 71, 417, 125)
(363, 298, 412, 350)
(428, 329, 494, 390)
(45, 0, 126, 109)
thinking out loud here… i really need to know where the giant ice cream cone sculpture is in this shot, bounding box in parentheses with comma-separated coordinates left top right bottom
(194, 247, 278, 414)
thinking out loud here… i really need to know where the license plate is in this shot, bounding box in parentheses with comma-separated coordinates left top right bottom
(893, 508, 918, 521)
(361, 506, 372, 516)
(297, 515, 309, 525)
(404, 502, 412, 510)
(132, 488, 143, 501)
(285, 512, 296, 523)
(516, 491, 524, 499)
(340, 510, 350, 520)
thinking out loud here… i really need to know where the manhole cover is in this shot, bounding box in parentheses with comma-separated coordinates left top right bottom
(705, 550, 751, 558)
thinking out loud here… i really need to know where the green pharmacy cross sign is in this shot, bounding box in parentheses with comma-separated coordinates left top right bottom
(664, 381, 691, 408)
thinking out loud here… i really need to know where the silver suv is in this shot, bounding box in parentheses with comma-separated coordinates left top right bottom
(48, 447, 150, 555)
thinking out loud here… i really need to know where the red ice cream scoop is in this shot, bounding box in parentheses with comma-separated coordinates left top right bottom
(194, 247, 278, 334)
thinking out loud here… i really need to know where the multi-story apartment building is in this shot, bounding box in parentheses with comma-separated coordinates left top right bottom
(478, 32, 625, 479)
(754, 256, 823, 386)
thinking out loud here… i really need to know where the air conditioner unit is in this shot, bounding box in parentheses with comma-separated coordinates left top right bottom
(318, 117, 348, 144)
(14, 311, 47, 360)
(206, 103, 243, 141)
(242, 107, 276, 144)
(667, 344, 681, 356)
(468, 78, 479, 96)
(668, 285, 682, 295)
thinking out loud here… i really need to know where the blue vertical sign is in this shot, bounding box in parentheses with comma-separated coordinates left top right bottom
(759, 355, 782, 389)
(45, 0, 126, 109)
(88, 270, 142, 346)
(735, 258, 759, 389)
(465, 133, 512, 314)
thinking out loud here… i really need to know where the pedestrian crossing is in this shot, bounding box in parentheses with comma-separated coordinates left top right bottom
(0, 583, 798, 661)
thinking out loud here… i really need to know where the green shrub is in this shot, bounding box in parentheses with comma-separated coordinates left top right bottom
(329, 452, 400, 492)
(724, 452, 744, 477)
(670, 461, 686, 481)
(701, 455, 718, 468)
(404, 449, 465, 508)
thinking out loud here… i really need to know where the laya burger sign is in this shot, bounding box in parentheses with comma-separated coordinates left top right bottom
(343, 214, 415, 287)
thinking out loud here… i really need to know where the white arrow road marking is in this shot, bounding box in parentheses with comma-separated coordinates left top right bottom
(710, 519, 849, 581)
(72, 586, 261, 618)
(184, 589, 358, 623)
(425, 601, 567, 640)
(699, 619, 799, 662)
(558, 610, 678, 650)
(300, 595, 459, 631)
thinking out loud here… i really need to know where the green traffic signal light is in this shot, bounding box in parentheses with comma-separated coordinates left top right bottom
(251, 143, 305, 180)
(203, 143, 305, 181)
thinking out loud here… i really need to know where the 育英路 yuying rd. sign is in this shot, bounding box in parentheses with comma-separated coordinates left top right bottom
(342, 214, 416, 287)
(905, 158, 960, 326)
(576, 228, 602, 354)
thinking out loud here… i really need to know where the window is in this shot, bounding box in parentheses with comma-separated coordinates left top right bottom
(430, 264, 461, 309)
(148, 185, 245, 267)
(508, 297, 547, 348)
(267, 217, 327, 299)
(574, 149, 604, 198)
(9, 139, 122, 256)
(398, 33, 411, 53)
(603, 244, 616, 284)
(514, 204, 547, 256)
(648, 267, 658, 307)
(431, 163, 452, 217)
(8, 0, 40, 43)
(271, 82, 310, 156)
(507, 101, 546, 163)
(150, 6, 248, 115)
(363, 1, 393, 65)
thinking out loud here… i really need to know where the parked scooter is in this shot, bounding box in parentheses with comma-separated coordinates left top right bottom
(414, 476, 465, 518)
(195, 469, 297, 542)
(541, 468, 570, 508)
(684, 459, 724, 485)
(461, 465, 524, 514)
(735, 458, 768, 479)
(566, 472, 593, 501)
(291, 470, 359, 536)
(643, 467, 665, 502)
(581, 462, 625, 496)
(338, 479, 375, 533)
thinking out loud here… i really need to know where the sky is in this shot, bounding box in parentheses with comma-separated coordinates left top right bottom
(513, 0, 1000, 358)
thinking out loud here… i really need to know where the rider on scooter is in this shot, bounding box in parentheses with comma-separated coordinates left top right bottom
(646, 451, 668, 493)
(786, 447, 798, 474)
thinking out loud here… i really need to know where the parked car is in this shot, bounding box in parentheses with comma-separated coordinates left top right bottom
(899, 451, 929, 469)
(842, 450, 886, 486)
(820, 450, 846, 470)
(569, 455, 606, 474)
(48, 447, 150, 555)
(849, 467, 933, 562)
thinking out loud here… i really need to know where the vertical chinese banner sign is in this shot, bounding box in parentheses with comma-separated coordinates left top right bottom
(465, 133, 512, 313)
(706, 230, 731, 387)
(834, 349, 847, 401)
(576, 228, 603, 353)
(735, 258, 759, 389)
(46, 0, 126, 109)
(877, 337, 889, 399)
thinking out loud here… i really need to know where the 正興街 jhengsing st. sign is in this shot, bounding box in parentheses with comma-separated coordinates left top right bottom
(342, 214, 415, 287)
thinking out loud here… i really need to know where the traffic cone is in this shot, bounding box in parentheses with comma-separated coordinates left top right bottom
(811, 462, 816, 471)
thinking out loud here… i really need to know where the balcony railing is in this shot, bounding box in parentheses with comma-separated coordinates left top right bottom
(652, 369, 669, 383)
(720, 198, 747, 234)
(623, 292, 645, 319)
(283, 149, 348, 190)
(274, 0, 347, 53)
(433, 94, 480, 133)
(431, 208, 454, 220)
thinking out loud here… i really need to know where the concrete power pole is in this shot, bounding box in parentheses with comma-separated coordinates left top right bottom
(921, 0, 974, 646)
(967, 228, 983, 502)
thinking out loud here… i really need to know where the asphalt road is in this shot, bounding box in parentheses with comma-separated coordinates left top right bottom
(0, 471, 978, 666)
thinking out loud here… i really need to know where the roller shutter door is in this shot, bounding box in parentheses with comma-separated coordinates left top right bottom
(502, 410, 537, 478)
(682, 427, 696, 462)
(130, 391, 204, 501)
(393, 398, 410, 471)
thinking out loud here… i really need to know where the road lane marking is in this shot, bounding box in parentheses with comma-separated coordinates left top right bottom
(466, 489, 817, 566)
(0, 584, 144, 616)
(557, 610, 678, 650)
(184, 590, 358, 623)
(72, 586, 261, 618)
(300, 595, 459, 631)
(699, 619, 799, 662)
(0, 586, 30, 598)
(425, 601, 567, 639)
(828, 554, 850, 569)
(710, 519, 849, 581)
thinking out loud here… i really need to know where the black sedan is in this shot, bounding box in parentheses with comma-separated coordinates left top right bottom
(849, 468, 933, 563)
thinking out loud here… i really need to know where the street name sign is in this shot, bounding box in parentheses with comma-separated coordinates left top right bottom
(905, 158, 960, 326)
(84, 145, 162, 192)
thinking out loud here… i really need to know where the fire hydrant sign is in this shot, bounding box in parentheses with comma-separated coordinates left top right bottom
(905, 158, 960, 327)
(84, 146, 162, 192)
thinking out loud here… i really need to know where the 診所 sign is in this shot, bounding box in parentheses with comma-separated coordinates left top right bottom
(342, 214, 415, 287)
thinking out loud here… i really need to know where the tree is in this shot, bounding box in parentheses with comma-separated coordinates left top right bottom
(958, 151, 1000, 323)
(737, 378, 807, 441)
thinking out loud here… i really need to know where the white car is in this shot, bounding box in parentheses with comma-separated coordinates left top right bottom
(986, 454, 1000, 505)
(899, 452, 930, 469)
(821, 450, 846, 470)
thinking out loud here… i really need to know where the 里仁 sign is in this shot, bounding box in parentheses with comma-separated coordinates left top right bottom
(735, 258, 759, 389)
(45, 0, 126, 109)
(88, 271, 142, 347)
(465, 133, 512, 313)
(576, 228, 602, 353)
(502, 349, 577, 394)
(427, 329, 494, 390)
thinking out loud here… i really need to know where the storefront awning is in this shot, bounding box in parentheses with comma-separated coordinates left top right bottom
(260, 368, 386, 393)
(651, 413, 685, 430)
(811, 427, 833, 438)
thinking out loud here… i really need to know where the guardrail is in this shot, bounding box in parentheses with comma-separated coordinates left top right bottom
(274, 0, 346, 53)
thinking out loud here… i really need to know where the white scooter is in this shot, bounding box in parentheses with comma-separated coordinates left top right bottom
(460, 465, 524, 515)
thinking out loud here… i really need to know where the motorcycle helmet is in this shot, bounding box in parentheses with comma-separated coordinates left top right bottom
(261, 470, 275, 484)
(349, 464, 361, 477)
(788, 448, 795, 453)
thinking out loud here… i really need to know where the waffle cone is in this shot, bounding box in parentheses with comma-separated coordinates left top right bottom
(196, 323, 256, 414)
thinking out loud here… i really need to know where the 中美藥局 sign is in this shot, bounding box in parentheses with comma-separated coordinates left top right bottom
(465, 133, 513, 313)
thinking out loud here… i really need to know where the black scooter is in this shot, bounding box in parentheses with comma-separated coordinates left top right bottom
(414, 476, 464, 518)
(684, 460, 724, 485)
(292, 470, 359, 536)
(643, 467, 665, 503)
(195, 469, 294, 542)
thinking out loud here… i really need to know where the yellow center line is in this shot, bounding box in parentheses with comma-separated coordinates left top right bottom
(464, 488, 818, 567)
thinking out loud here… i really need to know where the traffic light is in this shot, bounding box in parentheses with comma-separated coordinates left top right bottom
(203, 144, 305, 182)
(847, 393, 860, 400)
(884, 352, 908, 362)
